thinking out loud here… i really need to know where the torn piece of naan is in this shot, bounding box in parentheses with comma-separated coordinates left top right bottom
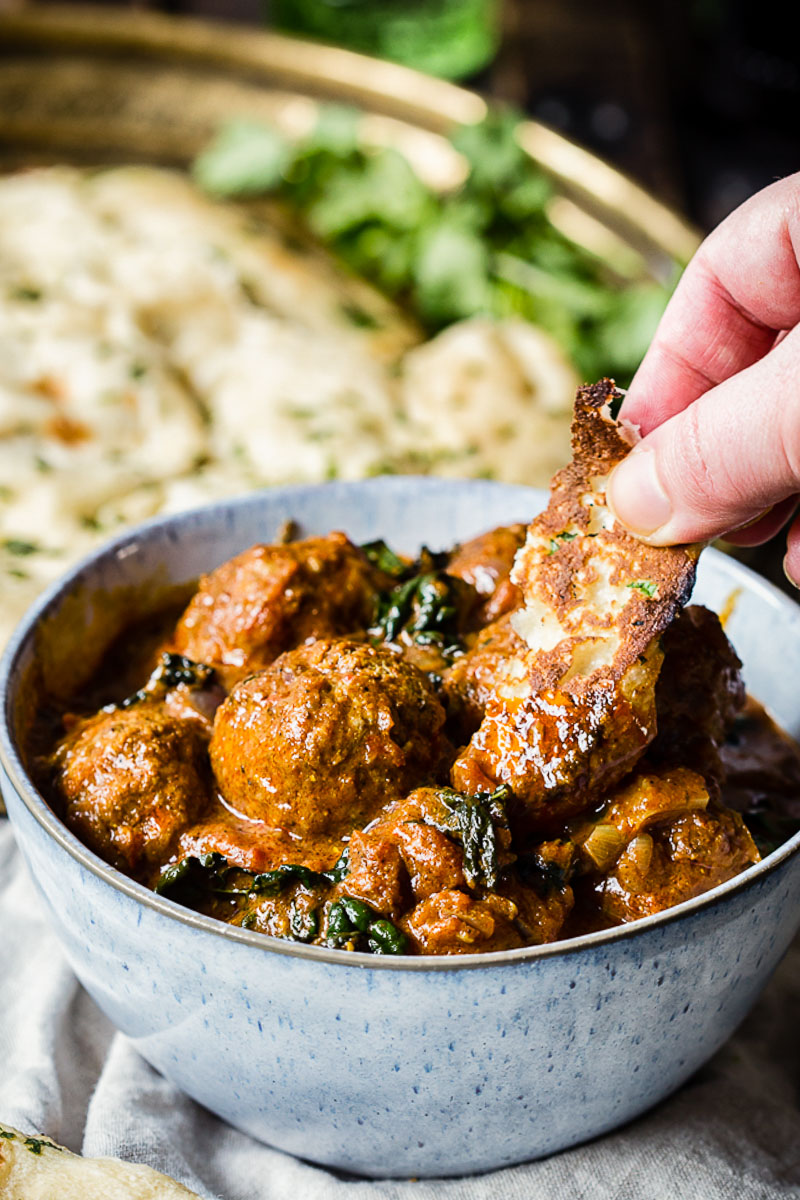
(0, 1121, 200, 1200)
(452, 379, 702, 829)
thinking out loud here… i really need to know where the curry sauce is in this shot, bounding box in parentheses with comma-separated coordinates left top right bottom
(37, 523, 800, 956)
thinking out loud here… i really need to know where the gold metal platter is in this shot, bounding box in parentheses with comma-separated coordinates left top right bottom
(0, 4, 701, 282)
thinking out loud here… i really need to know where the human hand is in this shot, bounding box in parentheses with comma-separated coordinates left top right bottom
(606, 172, 800, 584)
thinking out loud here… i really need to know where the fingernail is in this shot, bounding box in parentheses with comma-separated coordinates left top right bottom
(783, 553, 800, 590)
(607, 449, 672, 537)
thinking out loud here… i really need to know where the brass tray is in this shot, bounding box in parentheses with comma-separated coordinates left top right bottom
(0, 3, 701, 283)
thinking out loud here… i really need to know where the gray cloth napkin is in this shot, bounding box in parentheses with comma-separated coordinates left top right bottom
(2, 819, 800, 1200)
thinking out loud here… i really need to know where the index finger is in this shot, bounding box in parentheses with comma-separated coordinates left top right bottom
(622, 172, 800, 435)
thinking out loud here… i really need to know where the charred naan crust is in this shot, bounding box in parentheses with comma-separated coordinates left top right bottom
(510, 378, 701, 696)
(451, 379, 704, 825)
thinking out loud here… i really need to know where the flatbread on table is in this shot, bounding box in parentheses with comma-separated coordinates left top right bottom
(0, 1121, 200, 1199)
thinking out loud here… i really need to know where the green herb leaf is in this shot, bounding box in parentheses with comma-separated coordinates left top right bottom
(289, 902, 320, 943)
(627, 579, 658, 599)
(155, 851, 346, 909)
(591, 282, 672, 380)
(547, 531, 577, 554)
(326, 895, 407, 955)
(10, 285, 42, 302)
(339, 300, 382, 329)
(308, 103, 361, 155)
(325, 847, 351, 884)
(309, 147, 431, 240)
(360, 538, 408, 578)
(192, 119, 292, 197)
(249, 863, 331, 896)
(371, 568, 465, 661)
(191, 106, 680, 387)
(120, 652, 215, 708)
(154, 852, 220, 896)
(426, 784, 510, 889)
(368, 918, 408, 955)
(23, 1136, 58, 1155)
(2, 538, 39, 556)
(339, 895, 372, 933)
(450, 109, 531, 195)
(413, 219, 490, 325)
(326, 898, 354, 945)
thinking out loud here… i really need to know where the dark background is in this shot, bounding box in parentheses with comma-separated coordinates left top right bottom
(26, 0, 800, 233)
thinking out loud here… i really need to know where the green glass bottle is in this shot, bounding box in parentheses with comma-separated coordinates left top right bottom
(271, 0, 499, 81)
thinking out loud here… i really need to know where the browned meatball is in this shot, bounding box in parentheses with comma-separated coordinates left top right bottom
(52, 702, 211, 875)
(569, 766, 759, 924)
(442, 612, 526, 736)
(446, 523, 526, 627)
(210, 639, 451, 839)
(171, 532, 385, 689)
(451, 643, 662, 832)
(649, 605, 745, 781)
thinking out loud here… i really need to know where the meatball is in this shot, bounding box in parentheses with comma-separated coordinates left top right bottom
(442, 612, 526, 737)
(650, 604, 745, 781)
(171, 532, 384, 688)
(210, 639, 451, 839)
(52, 702, 211, 874)
(451, 641, 663, 831)
(446, 523, 526, 627)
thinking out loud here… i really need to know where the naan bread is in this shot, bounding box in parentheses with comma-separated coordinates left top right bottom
(0, 166, 578, 652)
(452, 379, 702, 826)
(0, 1122, 199, 1200)
(510, 377, 701, 690)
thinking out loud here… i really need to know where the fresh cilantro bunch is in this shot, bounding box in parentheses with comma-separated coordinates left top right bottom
(193, 106, 677, 384)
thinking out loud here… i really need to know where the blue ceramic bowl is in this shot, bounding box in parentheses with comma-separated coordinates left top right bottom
(3, 478, 800, 1178)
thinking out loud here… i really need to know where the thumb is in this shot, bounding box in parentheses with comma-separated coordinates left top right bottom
(607, 324, 800, 546)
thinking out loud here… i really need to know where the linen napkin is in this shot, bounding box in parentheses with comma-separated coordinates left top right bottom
(2, 818, 799, 1200)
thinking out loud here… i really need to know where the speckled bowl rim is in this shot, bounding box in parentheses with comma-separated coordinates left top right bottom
(2, 478, 800, 972)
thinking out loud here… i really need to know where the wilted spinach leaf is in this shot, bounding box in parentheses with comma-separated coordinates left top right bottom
(326, 895, 407, 955)
(424, 784, 510, 890)
(120, 652, 215, 708)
